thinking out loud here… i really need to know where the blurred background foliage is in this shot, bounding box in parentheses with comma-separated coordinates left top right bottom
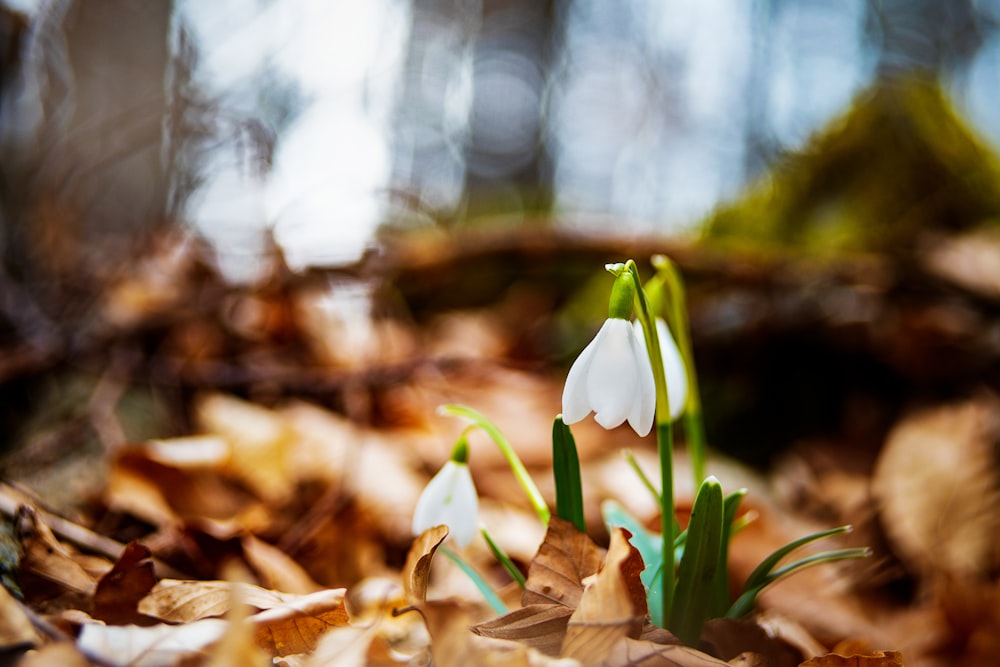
(3, 0, 1000, 469)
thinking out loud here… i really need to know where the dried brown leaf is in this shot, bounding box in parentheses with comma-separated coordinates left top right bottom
(420, 599, 578, 667)
(594, 636, 733, 667)
(248, 587, 350, 656)
(76, 619, 229, 667)
(17, 507, 96, 597)
(872, 397, 1000, 579)
(16, 642, 92, 667)
(799, 650, 904, 667)
(562, 527, 647, 662)
(92, 541, 157, 625)
(403, 525, 449, 605)
(473, 604, 575, 656)
(139, 579, 347, 626)
(699, 618, 805, 667)
(241, 535, 320, 595)
(523, 517, 605, 608)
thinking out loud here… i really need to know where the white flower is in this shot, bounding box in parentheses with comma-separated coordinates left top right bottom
(562, 318, 656, 436)
(412, 460, 479, 547)
(635, 318, 689, 421)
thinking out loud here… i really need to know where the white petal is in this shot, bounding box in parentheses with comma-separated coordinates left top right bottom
(562, 324, 604, 423)
(588, 319, 638, 430)
(412, 461, 479, 546)
(627, 324, 656, 436)
(655, 318, 689, 420)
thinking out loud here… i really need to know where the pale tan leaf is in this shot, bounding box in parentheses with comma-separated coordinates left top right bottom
(403, 525, 449, 605)
(593, 636, 733, 667)
(872, 397, 1000, 578)
(562, 527, 647, 662)
(241, 535, 320, 595)
(16, 642, 92, 667)
(0, 584, 37, 648)
(205, 587, 271, 667)
(472, 604, 575, 656)
(76, 619, 229, 667)
(522, 517, 605, 608)
(195, 393, 296, 504)
(139, 579, 347, 625)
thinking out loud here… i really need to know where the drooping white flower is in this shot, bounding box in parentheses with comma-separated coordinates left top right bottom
(411, 459, 479, 547)
(635, 317, 689, 421)
(562, 317, 656, 437)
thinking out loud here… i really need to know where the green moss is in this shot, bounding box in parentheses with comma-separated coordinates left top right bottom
(703, 76, 1000, 256)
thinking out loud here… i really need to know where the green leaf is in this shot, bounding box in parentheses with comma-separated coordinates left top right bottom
(709, 488, 746, 618)
(726, 547, 870, 618)
(481, 528, 526, 589)
(740, 525, 853, 593)
(669, 476, 724, 646)
(552, 417, 585, 532)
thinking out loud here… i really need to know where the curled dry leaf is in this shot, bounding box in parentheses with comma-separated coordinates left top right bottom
(561, 527, 647, 663)
(248, 587, 350, 656)
(473, 604, 575, 657)
(872, 396, 1000, 579)
(522, 517, 605, 609)
(92, 541, 157, 625)
(77, 618, 230, 667)
(16, 506, 97, 598)
(402, 524, 449, 606)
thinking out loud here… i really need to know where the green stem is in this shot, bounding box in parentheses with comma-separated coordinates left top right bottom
(652, 254, 707, 485)
(623, 449, 661, 506)
(625, 259, 675, 627)
(440, 545, 509, 614)
(439, 404, 551, 526)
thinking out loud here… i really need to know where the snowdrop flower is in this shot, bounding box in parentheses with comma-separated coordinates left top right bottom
(412, 439, 479, 547)
(635, 318, 689, 421)
(562, 273, 656, 436)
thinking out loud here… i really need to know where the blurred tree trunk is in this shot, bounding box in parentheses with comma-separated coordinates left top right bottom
(0, 0, 172, 321)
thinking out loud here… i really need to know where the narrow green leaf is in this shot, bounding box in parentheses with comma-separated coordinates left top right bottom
(709, 488, 746, 617)
(552, 417, 585, 532)
(481, 528, 526, 589)
(726, 547, 870, 619)
(440, 545, 508, 615)
(669, 476, 724, 646)
(740, 525, 853, 592)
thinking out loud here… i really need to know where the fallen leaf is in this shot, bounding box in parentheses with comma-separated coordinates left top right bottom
(16, 506, 97, 598)
(561, 527, 647, 662)
(402, 525, 449, 605)
(699, 617, 805, 667)
(473, 604, 575, 656)
(241, 535, 320, 595)
(872, 397, 1000, 579)
(592, 636, 732, 667)
(0, 583, 37, 648)
(522, 517, 605, 608)
(76, 619, 229, 667)
(248, 587, 350, 656)
(139, 579, 347, 626)
(92, 541, 157, 625)
(799, 650, 904, 667)
(205, 582, 271, 667)
(17, 642, 92, 667)
(420, 599, 580, 667)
